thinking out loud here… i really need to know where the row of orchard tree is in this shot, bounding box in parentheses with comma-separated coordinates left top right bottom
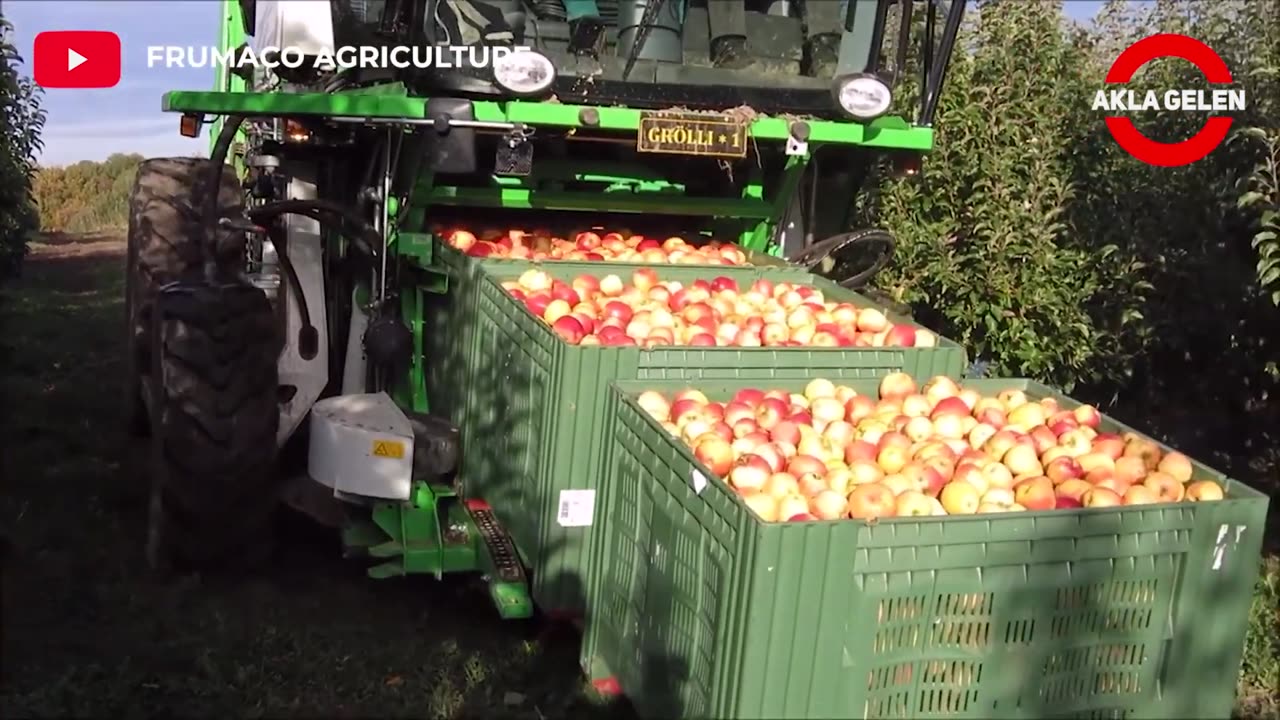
(0, 14, 44, 281)
(870, 0, 1280, 490)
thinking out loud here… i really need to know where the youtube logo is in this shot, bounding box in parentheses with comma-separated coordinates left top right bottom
(34, 31, 121, 89)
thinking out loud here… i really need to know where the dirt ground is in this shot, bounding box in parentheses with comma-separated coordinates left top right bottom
(1, 234, 1275, 719)
(0, 235, 628, 718)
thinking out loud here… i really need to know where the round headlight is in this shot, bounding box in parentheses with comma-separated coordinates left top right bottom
(833, 74, 893, 120)
(492, 50, 556, 96)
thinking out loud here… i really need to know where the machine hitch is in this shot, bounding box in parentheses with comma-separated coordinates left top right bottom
(341, 482, 534, 620)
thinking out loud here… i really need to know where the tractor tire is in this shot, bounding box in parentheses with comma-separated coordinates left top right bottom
(124, 157, 246, 436)
(146, 282, 281, 572)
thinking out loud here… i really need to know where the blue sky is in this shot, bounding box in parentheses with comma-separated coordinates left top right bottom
(6, 0, 1107, 167)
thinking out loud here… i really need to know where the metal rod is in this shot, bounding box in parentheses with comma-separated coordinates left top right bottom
(920, 0, 964, 126)
(378, 129, 392, 303)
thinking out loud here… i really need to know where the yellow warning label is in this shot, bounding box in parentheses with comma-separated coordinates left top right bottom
(371, 439, 405, 459)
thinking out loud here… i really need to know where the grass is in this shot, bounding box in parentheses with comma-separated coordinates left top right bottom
(0, 235, 1276, 719)
(0, 239, 630, 719)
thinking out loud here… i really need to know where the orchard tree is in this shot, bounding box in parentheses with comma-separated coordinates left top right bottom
(0, 15, 45, 281)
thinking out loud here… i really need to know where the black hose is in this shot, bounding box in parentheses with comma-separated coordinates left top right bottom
(268, 224, 320, 360)
(204, 115, 246, 260)
(247, 199, 382, 259)
(784, 227, 896, 290)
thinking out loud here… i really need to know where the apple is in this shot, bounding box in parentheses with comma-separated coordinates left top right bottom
(1076, 451, 1115, 474)
(844, 440, 878, 464)
(983, 430, 1021, 461)
(810, 489, 849, 519)
(846, 395, 876, 422)
(939, 481, 981, 514)
(1113, 456, 1146, 486)
(1012, 476, 1055, 511)
(1081, 487, 1122, 507)
(878, 372, 917, 401)
(877, 445, 909, 474)
(694, 436, 735, 477)
(981, 488, 1016, 507)
(1002, 444, 1043, 477)
(755, 444, 789, 473)
(1006, 402, 1047, 431)
(636, 391, 671, 422)
(742, 491, 780, 521)
(777, 493, 811, 521)
(848, 483, 898, 520)
(1091, 474, 1130, 496)
(729, 456, 771, 492)
(1028, 426, 1059, 455)
(997, 389, 1028, 410)
(1073, 404, 1102, 429)
(848, 459, 886, 486)
(1055, 478, 1093, 503)
(1142, 472, 1185, 503)
(895, 490, 937, 516)
(1091, 436, 1125, 460)
(1156, 451, 1193, 483)
(1123, 438, 1162, 471)
(1185, 480, 1224, 501)
(968, 423, 999, 452)
(922, 376, 962, 406)
(1122, 485, 1158, 505)
(1045, 456, 1085, 484)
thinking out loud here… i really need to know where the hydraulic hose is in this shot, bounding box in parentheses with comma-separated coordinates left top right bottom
(246, 199, 382, 259)
(266, 223, 320, 360)
(785, 227, 896, 290)
(203, 115, 247, 271)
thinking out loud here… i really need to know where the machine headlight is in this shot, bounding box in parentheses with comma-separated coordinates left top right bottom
(833, 74, 893, 120)
(492, 50, 556, 96)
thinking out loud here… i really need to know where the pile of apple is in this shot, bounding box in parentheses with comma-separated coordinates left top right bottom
(443, 228, 750, 265)
(635, 373, 1226, 522)
(501, 267, 937, 348)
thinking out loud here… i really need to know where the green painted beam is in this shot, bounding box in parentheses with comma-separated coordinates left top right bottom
(162, 91, 934, 151)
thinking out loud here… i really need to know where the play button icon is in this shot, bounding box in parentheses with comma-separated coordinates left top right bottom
(33, 31, 121, 88)
(66, 48, 87, 72)
(67, 48, 88, 72)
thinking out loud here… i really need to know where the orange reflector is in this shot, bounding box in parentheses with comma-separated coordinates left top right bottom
(179, 114, 201, 138)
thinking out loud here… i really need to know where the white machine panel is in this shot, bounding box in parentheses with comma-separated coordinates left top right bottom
(308, 392, 414, 501)
(252, 0, 336, 56)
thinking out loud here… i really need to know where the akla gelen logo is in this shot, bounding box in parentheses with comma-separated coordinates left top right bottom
(1091, 34, 1245, 167)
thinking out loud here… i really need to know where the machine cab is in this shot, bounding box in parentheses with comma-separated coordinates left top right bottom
(239, 0, 961, 123)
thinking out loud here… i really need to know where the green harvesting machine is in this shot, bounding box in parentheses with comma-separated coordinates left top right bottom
(128, 0, 963, 598)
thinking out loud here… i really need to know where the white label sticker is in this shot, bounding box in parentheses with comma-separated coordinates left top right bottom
(690, 468, 708, 495)
(1212, 523, 1229, 570)
(557, 489, 596, 528)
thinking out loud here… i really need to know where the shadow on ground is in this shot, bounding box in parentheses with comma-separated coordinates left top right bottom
(0, 239, 634, 718)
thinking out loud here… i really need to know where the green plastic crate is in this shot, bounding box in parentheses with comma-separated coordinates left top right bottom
(583, 377, 1271, 720)
(459, 264, 967, 615)
(423, 236, 785, 425)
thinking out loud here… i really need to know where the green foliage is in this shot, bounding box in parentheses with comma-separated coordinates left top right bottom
(33, 153, 144, 233)
(0, 16, 46, 282)
(1239, 558, 1279, 707)
(868, 0, 1280, 456)
(1234, 129, 1280, 305)
(875, 0, 1150, 391)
